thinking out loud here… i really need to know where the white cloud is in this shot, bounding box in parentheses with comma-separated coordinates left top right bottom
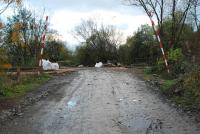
(50, 9, 151, 46)
(2, 0, 154, 49)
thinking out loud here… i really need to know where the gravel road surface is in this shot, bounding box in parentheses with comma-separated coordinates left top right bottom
(0, 68, 199, 134)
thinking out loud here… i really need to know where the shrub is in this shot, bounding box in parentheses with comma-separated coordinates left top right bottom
(170, 59, 192, 78)
(168, 48, 183, 61)
(157, 59, 166, 72)
(173, 66, 200, 107)
(144, 67, 153, 74)
(0, 72, 10, 96)
(160, 79, 177, 95)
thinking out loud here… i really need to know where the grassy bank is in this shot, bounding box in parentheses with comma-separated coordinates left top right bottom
(0, 74, 53, 99)
(142, 66, 200, 113)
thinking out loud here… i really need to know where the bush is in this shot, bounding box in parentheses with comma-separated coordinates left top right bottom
(168, 48, 183, 61)
(144, 67, 153, 74)
(0, 72, 11, 96)
(160, 79, 177, 95)
(143, 61, 166, 74)
(174, 66, 200, 107)
(0, 73, 52, 98)
(167, 48, 192, 78)
(169, 59, 192, 78)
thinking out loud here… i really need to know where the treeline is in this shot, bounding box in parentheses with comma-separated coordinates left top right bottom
(0, 7, 71, 69)
(73, 0, 200, 73)
(73, 22, 159, 66)
(122, 0, 200, 109)
(0, 3, 71, 92)
(73, 19, 121, 66)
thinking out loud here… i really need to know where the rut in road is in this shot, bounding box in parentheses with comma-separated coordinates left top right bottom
(0, 68, 200, 134)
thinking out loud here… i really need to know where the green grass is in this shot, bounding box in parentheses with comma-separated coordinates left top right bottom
(143, 73, 152, 80)
(160, 79, 177, 93)
(141, 65, 200, 113)
(0, 74, 53, 98)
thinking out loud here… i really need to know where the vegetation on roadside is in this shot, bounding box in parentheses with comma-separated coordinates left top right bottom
(0, 74, 52, 98)
(0, 0, 200, 113)
(143, 65, 200, 112)
(0, 4, 71, 98)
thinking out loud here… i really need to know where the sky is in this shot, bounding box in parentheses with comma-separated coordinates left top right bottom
(3, 0, 152, 50)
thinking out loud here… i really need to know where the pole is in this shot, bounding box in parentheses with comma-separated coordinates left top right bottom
(38, 16, 48, 74)
(147, 12, 170, 73)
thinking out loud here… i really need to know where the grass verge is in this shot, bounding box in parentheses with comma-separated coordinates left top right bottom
(142, 66, 200, 113)
(0, 74, 53, 99)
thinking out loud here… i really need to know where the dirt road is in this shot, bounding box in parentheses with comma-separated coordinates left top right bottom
(0, 68, 199, 134)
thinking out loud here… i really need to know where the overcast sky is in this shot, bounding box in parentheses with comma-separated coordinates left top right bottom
(4, 0, 152, 49)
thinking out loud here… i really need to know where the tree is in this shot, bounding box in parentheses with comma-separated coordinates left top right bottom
(118, 24, 159, 65)
(5, 8, 34, 66)
(124, 0, 194, 48)
(118, 44, 131, 65)
(44, 40, 70, 62)
(190, 0, 200, 30)
(74, 19, 122, 65)
(0, 48, 7, 68)
(0, 0, 22, 15)
(3, 7, 48, 67)
(162, 14, 193, 49)
(124, 0, 165, 36)
(0, 0, 18, 69)
(2, 7, 48, 81)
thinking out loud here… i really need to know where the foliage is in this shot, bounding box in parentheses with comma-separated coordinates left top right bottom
(0, 48, 7, 66)
(160, 79, 177, 94)
(75, 45, 96, 66)
(0, 0, 22, 15)
(0, 72, 9, 95)
(118, 45, 131, 65)
(0, 74, 52, 97)
(44, 40, 70, 62)
(4, 7, 36, 66)
(124, 0, 194, 49)
(118, 24, 159, 65)
(144, 66, 155, 74)
(172, 67, 200, 109)
(74, 19, 119, 66)
(162, 17, 193, 49)
(168, 48, 183, 61)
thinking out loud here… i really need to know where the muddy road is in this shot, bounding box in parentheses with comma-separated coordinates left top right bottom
(0, 68, 200, 134)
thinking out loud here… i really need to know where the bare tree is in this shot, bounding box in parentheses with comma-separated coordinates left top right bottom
(190, 0, 200, 30)
(124, 0, 194, 48)
(74, 19, 122, 48)
(74, 19, 98, 49)
(0, 0, 22, 15)
(124, 0, 165, 36)
(74, 19, 122, 63)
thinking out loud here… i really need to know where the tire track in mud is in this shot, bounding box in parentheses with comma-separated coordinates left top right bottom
(105, 69, 200, 134)
(0, 68, 200, 134)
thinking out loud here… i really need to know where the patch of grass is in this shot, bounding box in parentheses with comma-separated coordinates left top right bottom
(143, 67, 154, 80)
(143, 73, 152, 81)
(0, 74, 53, 98)
(173, 69, 200, 109)
(160, 79, 177, 94)
(142, 65, 200, 112)
(144, 67, 152, 74)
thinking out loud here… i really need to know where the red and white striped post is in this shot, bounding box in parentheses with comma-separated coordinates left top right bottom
(147, 12, 170, 73)
(38, 16, 48, 73)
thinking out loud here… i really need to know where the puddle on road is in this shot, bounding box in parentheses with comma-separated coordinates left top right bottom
(117, 116, 152, 134)
(126, 117, 151, 129)
(67, 97, 79, 109)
